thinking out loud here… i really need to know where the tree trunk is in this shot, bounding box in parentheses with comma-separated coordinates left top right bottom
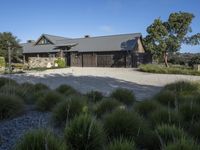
(163, 51, 169, 67)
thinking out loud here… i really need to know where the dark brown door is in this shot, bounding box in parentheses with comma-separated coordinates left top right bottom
(97, 55, 112, 67)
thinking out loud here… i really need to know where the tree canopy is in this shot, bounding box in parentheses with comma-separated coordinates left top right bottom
(0, 32, 22, 63)
(143, 12, 200, 67)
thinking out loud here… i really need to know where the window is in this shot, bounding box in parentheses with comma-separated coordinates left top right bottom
(36, 37, 52, 45)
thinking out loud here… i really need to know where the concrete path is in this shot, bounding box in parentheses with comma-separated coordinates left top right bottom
(2, 67, 200, 100)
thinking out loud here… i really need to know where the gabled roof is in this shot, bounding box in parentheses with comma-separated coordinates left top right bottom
(22, 33, 142, 54)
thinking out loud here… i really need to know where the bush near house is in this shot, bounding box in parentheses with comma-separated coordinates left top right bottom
(139, 64, 200, 75)
(54, 57, 66, 68)
(0, 57, 5, 68)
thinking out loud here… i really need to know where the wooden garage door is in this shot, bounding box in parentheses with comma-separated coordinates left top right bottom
(97, 55, 112, 67)
(83, 53, 96, 67)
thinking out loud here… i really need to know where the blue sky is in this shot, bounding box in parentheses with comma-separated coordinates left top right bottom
(0, 0, 200, 53)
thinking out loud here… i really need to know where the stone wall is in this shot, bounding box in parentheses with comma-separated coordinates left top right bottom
(28, 57, 57, 68)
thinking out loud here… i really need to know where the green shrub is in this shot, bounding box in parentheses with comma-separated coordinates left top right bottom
(33, 83, 49, 92)
(36, 91, 64, 111)
(86, 90, 103, 103)
(65, 114, 106, 150)
(107, 138, 136, 150)
(0, 94, 24, 120)
(0, 77, 18, 88)
(156, 124, 187, 146)
(164, 138, 200, 150)
(155, 90, 178, 108)
(94, 98, 122, 118)
(55, 58, 65, 68)
(53, 96, 86, 126)
(164, 81, 199, 94)
(188, 121, 200, 142)
(103, 109, 146, 140)
(56, 84, 77, 96)
(179, 103, 200, 127)
(0, 57, 5, 68)
(111, 88, 135, 106)
(134, 100, 160, 118)
(149, 108, 180, 127)
(136, 130, 160, 150)
(15, 129, 65, 150)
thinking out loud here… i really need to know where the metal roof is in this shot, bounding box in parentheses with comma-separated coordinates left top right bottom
(22, 33, 142, 54)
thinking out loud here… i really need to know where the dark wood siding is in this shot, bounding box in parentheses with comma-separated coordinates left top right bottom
(82, 53, 97, 67)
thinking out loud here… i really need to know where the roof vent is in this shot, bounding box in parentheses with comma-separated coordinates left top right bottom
(27, 40, 35, 43)
(84, 35, 90, 38)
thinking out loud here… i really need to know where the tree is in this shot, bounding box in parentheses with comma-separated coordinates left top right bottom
(144, 12, 200, 67)
(0, 32, 22, 63)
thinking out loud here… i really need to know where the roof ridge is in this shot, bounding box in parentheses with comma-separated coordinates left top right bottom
(71, 33, 142, 40)
(43, 34, 69, 39)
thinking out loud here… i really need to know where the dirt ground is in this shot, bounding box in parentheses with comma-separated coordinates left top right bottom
(2, 67, 200, 100)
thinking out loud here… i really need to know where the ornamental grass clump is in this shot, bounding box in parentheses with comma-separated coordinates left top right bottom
(164, 81, 199, 94)
(107, 138, 136, 150)
(0, 77, 18, 88)
(53, 95, 86, 126)
(149, 108, 180, 127)
(56, 84, 78, 96)
(0, 94, 24, 120)
(134, 100, 161, 118)
(94, 98, 122, 118)
(36, 91, 64, 111)
(111, 88, 135, 106)
(15, 129, 65, 150)
(164, 138, 200, 150)
(65, 114, 106, 150)
(156, 124, 188, 146)
(86, 90, 103, 103)
(103, 109, 146, 140)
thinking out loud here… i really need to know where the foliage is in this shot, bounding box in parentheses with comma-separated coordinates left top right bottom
(111, 88, 135, 106)
(0, 32, 22, 63)
(65, 114, 106, 150)
(164, 138, 200, 150)
(107, 138, 136, 150)
(134, 100, 161, 118)
(156, 124, 187, 146)
(149, 108, 180, 127)
(0, 57, 5, 67)
(155, 90, 177, 108)
(94, 98, 122, 118)
(164, 80, 199, 94)
(0, 77, 18, 88)
(188, 56, 200, 67)
(188, 121, 200, 142)
(36, 91, 64, 111)
(86, 90, 103, 103)
(139, 64, 200, 76)
(0, 94, 24, 120)
(55, 57, 65, 68)
(15, 129, 65, 150)
(143, 12, 200, 66)
(103, 109, 146, 140)
(33, 83, 49, 92)
(52, 95, 86, 126)
(56, 84, 77, 96)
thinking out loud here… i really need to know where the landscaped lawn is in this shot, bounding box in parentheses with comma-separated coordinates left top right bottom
(139, 64, 200, 76)
(0, 77, 200, 150)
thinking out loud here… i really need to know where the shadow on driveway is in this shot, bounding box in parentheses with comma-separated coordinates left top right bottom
(3, 73, 162, 100)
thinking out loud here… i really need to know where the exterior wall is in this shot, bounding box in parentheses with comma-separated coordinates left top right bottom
(28, 57, 57, 68)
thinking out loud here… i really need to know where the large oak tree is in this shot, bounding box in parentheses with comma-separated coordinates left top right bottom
(0, 32, 22, 63)
(144, 12, 200, 67)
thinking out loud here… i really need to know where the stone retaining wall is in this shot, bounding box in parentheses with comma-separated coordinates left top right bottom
(28, 57, 57, 68)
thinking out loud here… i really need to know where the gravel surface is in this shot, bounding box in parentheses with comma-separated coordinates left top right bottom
(2, 67, 200, 100)
(0, 109, 51, 150)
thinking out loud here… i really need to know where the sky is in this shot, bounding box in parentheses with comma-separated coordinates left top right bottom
(0, 0, 200, 53)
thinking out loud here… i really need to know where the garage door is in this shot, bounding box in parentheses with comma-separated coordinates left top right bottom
(83, 54, 96, 67)
(97, 55, 112, 67)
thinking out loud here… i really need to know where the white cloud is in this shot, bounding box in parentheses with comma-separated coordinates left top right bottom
(99, 25, 113, 32)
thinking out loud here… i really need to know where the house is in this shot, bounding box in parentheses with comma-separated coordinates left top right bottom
(21, 33, 151, 68)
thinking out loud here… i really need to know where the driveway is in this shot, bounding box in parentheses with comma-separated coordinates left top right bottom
(2, 67, 200, 100)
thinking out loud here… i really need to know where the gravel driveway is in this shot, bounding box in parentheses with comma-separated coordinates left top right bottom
(2, 67, 200, 100)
